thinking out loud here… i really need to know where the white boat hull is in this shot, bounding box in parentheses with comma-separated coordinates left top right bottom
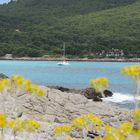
(57, 61, 70, 66)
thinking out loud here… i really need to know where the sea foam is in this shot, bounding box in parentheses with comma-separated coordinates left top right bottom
(103, 92, 140, 103)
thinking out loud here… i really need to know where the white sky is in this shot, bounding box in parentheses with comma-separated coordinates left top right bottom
(0, 0, 11, 4)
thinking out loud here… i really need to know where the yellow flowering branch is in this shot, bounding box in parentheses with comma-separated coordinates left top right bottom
(0, 75, 44, 140)
(54, 109, 140, 140)
(90, 77, 108, 97)
(121, 64, 140, 108)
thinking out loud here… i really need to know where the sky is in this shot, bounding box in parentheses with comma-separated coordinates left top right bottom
(0, 0, 10, 4)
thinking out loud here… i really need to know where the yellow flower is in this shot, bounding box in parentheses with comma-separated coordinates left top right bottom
(16, 77, 24, 86)
(36, 88, 45, 96)
(0, 79, 10, 91)
(25, 85, 33, 93)
(2, 79, 10, 86)
(4, 75, 45, 97)
(0, 113, 6, 128)
(8, 118, 24, 133)
(131, 125, 140, 136)
(24, 80, 32, 87)
(90, 77, 108, 93)
(131, 109, 140, 136)
(72, 117, 87, 128)
(63, 136, 73, 140)
(94, 136, 102, 140)
(104, 125, 112, 133)
(0, 84, 5, 91)
(32, 84, 39, 90)
(121, 64, 140, 80)
(11, 75, 18, 81)
(103, 134, 117, 140)
(23, 119, 41, 132)
(132, 108, 140, 122)
(54, 125, 72, 135)
(81, 114, 102, 126)
(8, 118, 41, 133)
(31, 85, 44, 96)
(119, 121, 132, 134)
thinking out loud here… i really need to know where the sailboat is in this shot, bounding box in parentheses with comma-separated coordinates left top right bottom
(57, 42, 69, 66)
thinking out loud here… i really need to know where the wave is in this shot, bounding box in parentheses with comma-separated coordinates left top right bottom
(103, 92, 140, 103)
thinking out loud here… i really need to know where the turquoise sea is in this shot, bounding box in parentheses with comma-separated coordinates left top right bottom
(0, 60, 140, 108)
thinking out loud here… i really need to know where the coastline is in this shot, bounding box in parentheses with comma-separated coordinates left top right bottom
(0, 57, 140, 62)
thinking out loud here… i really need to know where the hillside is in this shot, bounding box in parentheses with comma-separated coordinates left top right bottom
(0, 0, 139, 58)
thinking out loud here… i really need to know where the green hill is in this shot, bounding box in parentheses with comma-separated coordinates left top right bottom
(0, 0, 139, 58)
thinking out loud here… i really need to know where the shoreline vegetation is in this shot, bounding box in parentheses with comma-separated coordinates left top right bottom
(0, 0, 140, 59)
(0, 57, 140, 62)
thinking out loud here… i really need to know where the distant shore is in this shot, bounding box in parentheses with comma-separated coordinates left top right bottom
(0, 57, 140, 62)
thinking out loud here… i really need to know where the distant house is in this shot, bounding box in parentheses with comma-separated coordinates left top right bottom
(96, 48, 124, 58)
(106, 48, 124, 57)
(5, 54, 13, 59)
(15, 29, 21, 32)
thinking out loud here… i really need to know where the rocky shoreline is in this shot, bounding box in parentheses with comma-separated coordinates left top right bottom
(48, 86, 113, 102)
(0, 85, 131, 139)
(0, 57, 140, 62)
(0, 73, 132, 139)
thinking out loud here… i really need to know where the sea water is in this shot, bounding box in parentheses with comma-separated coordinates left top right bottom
(0, 60, 140, 108)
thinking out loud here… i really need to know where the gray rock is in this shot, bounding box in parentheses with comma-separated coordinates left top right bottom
(0, 85, 131, 140)
(104, 90, 113, 97)
(83, 88, 113, 101)
(93, 96, 102, 102)
(0, 73, 8, 79)
(69, 94, 88, 104)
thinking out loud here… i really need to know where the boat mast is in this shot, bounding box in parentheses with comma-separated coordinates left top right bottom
(63, 42, 65, 61)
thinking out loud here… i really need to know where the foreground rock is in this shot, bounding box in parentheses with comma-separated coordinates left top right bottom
(82, 88, 113, 101)
(0, 86, 131, 140)
(0, 73, 8, 79)
(18, 86, 130, 123)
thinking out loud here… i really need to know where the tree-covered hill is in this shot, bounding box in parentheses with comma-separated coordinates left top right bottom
(0, 0, 139, 58)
